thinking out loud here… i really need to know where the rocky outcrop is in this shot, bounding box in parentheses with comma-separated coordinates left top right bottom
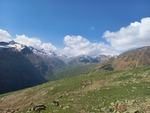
(29, 104, 46, 113)
(101, 99, 150, 113)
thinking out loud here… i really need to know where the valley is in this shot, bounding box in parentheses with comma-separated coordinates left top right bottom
(0, 41, 110, 94)
(0, 1, 150, 113)
(0, 66, 149, 113)
(0, 41, 150, 113)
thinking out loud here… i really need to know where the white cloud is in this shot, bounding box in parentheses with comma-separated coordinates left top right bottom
(63, 35, 118, 57)
(14, 35, 57, 52)
(0, 29, 118, 57)
(3, 17, 150, 57)
(0, 29, 58, 55)
(103, 17, 150, 50)
(64, 35, 90, 48)
(0, 29, 12, 42)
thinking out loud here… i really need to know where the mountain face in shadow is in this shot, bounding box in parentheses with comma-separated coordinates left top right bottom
(0, 47, 47, 94)
(0, 41, 112, 94)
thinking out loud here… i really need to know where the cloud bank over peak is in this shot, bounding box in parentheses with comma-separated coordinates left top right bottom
(103, 17, 150, 50)
(0, 29, 57, 53)
(14, 35, 57, 52)
(0, 29, 119, 57)
(0, 17, 150, 57)
(63, 35, 118, 57)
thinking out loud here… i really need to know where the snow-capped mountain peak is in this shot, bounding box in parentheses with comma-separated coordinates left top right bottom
(0, 40, 25, 51)
(0, 40, 112, 64)
(28, 46, 57, 57)
(8, 42, 25, 51)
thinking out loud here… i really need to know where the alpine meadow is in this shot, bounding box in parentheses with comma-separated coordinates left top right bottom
(0, 0, 150, 113)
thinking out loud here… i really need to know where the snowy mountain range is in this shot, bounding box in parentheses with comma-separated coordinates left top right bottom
(0, 40, 112, 64)
(0, 40, 112, 94)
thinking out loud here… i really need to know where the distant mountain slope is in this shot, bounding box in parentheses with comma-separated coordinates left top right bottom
(0, 47, 46, 94)
(53, 55, 111, 80)
(55, 63, 99, 79)
(113, 46, 150, 70)
(68, 54, 111, 65)
(98, 46, 150, 71)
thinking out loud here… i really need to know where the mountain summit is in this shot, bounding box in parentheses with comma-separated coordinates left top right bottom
(113, 46, 150, 70)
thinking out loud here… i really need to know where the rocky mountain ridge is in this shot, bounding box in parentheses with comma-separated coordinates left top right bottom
(0, 40, 112, 66)
(0, 40, 112, 94)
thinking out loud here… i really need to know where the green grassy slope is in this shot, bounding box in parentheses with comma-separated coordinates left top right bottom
(54, 63, 100, 80)
(0, 66, 150, 113)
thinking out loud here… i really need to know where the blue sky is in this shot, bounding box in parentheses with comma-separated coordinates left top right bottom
(0, 0, 150, 57)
